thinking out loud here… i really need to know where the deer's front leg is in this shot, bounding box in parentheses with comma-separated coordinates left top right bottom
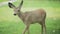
(22, 25, 30, 34)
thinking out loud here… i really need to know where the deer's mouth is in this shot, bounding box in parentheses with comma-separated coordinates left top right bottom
(13, 14, 16, 16)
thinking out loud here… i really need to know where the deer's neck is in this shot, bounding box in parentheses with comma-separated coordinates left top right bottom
(18, 11, 24, 20)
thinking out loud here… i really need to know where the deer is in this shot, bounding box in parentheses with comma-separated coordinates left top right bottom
(8, 0, 46, 34)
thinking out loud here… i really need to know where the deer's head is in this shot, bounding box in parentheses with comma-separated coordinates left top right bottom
(8, 0, 23, 16)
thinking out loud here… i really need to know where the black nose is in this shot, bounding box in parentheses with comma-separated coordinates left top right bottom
(14, 14, 16, 16)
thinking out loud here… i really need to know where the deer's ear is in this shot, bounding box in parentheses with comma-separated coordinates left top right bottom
(19, 0, 23, 9)
(8, 2, 15, 8)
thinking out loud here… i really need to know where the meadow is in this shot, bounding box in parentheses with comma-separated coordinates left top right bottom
(0, 0, 60, 34)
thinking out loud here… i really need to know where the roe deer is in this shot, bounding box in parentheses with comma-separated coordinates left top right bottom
(8, 0, 46, 34)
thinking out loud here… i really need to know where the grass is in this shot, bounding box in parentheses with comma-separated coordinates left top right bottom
(0, 0, 60, 34)
(0, 0, 8, 2)
(0, 18, 60, 34)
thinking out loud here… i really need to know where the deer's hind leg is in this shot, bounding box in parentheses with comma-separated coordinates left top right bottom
(42, 21, 46, 34)
(39, 20, 46, 34)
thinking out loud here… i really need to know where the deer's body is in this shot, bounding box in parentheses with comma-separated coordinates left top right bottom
(18, 9, 46, 25)
(8, 0, 46, 34)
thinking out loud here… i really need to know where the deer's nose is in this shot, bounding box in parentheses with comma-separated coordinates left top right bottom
(14, 14, 16, 16)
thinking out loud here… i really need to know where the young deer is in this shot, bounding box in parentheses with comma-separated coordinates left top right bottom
(8, 0, 46, 34)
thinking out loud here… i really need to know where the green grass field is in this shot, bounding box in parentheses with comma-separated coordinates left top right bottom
(0, 0, 8, 2)
(0, 0, 60, 34)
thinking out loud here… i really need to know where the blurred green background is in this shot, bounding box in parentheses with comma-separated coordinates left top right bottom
(0, 0, 60, 34)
